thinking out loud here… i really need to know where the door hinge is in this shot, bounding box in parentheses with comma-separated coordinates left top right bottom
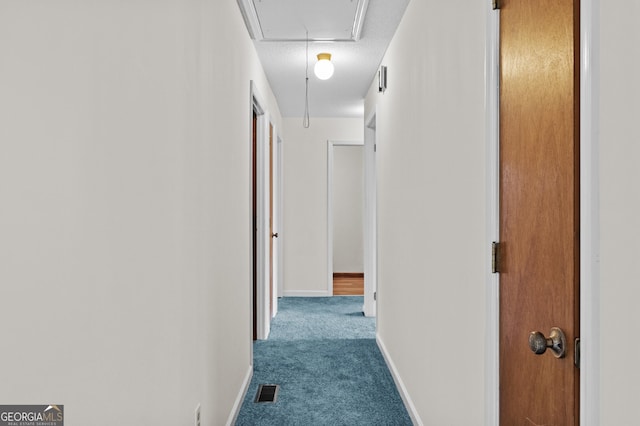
(492, 0, 501, 10)
(373, 291, 377, 301)
(491, 241, 501, 273)
(374, 144, 377, 152)
(574, 338, 581, 369)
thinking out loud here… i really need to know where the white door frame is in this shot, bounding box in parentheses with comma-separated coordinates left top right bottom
(578, 1, 600, 423)
(269, 127, 282, 318)
(275, 133, 284, 314)
(327, 139, 365, 297)
(250, 81, 271, 340)
(484, 1, 600, 424)
(364, 109, 378, 317)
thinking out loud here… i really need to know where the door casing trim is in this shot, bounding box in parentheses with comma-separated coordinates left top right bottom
(485, 3, 500, 424)
(578, 0, 600, 424)
(484, 1, 600, 424)
(269, 124, 281, 319)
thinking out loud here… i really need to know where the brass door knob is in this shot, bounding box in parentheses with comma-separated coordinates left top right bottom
(528, 327, 567, 358)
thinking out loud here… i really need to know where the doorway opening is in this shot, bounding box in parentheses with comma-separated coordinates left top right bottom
(328, 140, 365, 298)
(364, 110, 378, 317)
(326, 118, 377, 318)
(251, 81, 278, 341)
(486, 1, 599, 424)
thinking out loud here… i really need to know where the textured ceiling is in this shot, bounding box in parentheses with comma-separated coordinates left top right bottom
(239, 0, 410, 118)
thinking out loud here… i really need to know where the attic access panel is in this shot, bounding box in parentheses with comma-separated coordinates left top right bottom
(244, 0, 369, 41)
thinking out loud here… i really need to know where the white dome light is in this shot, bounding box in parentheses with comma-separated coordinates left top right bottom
(314, 53, 334, 80)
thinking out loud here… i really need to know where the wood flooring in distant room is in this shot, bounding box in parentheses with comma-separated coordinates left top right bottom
(333, 273, 364, 296)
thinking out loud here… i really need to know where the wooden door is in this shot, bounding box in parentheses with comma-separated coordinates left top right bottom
(252, 111, 258, 341)
(269, 123, 274, 319)
(499, 0, 580, 424)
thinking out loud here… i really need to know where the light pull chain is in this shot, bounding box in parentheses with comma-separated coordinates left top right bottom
(303, 30, 310, 128)
(303, 77, 309, 128)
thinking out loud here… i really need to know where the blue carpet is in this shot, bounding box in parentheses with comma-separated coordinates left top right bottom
(235, 297, 412, 426)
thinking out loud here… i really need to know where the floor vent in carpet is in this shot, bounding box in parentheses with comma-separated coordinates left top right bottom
(254, 384, 279, 403)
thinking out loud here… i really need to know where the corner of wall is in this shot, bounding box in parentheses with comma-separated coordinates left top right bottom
(376, 334, 423, 426)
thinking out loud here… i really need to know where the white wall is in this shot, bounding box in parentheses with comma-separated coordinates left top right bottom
(599, 1, 640, 423)
(333, 146, 364, 273)
(0, 1, 281, 425)
(363, 0, 486, 423)
(282, 118, 363, 296)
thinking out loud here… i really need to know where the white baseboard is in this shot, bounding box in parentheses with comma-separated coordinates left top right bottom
(226, 364, 253, 426)
(376, 334, 423, 426)
(283, 290, 331, 297)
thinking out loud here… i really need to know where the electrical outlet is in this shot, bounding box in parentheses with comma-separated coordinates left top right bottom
(194, 404, 201, 426)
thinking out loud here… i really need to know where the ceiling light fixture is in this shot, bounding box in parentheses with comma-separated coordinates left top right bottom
(314, 53, 334, 80)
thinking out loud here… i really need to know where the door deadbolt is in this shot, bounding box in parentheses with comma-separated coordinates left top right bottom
(528, 327, 567, 358)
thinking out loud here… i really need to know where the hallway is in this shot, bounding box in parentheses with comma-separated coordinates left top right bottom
(235, 297, 411, 425)
(0, 1, 638, 424)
